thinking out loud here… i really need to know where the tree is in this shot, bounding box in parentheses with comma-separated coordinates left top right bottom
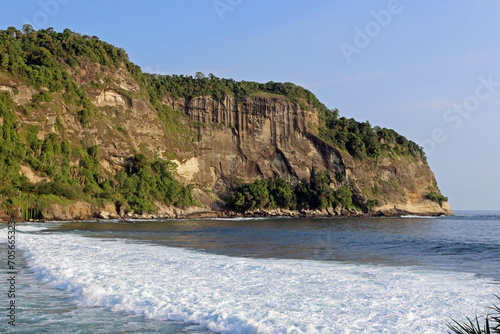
(22, 24, 34, 34)
(129, 153, 149, 175)
(336, 186, 353, 208)
(294, 182, 311, 209)
(268, 177, 295, 209)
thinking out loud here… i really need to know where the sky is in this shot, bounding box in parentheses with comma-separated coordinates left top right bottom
(1, 0, 499, 210)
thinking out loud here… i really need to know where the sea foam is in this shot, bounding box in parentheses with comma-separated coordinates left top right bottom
(7, 225, 499, 333)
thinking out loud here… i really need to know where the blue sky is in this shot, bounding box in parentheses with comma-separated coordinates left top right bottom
(2, 0, 499, 210)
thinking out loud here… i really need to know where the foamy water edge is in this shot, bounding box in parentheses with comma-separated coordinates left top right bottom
(4, 226, 498, 333)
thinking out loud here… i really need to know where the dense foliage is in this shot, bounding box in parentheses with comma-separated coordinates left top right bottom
(0, 25, 138, 130)
(319, 108, 425, 161)
(114, 154, 195, 213)
(141, 71, 323, 107)
(0, 26, 133, 87)
(229, 171, 357, 212)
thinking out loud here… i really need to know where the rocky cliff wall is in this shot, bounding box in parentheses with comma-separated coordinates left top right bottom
(164, 94, 450, 215)
(163, 95, 345, 194)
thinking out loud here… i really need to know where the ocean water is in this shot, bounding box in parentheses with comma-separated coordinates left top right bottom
(1, 211, 499, 333)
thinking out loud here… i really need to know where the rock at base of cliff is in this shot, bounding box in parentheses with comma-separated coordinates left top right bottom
(43, 201, 93, 221)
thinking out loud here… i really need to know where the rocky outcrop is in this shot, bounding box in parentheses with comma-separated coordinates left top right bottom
(94, 89, 132, 108)
(348, 156, 452, 215)
(19, 164, 50, 183)
(0, 84, 36, 104)
(42, 201, 93, 221)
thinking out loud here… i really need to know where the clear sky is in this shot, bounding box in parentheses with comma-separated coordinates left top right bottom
(1, 0, 499, 210)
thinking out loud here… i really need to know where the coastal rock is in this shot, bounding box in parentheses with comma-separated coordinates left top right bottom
(98, 211, 112, 219)
(43, 201, 93, 221)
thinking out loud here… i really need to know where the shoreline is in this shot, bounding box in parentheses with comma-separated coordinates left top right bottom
(0, 206, 450, 223)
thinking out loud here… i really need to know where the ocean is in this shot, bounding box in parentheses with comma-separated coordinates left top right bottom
(1, 211, 499, 333)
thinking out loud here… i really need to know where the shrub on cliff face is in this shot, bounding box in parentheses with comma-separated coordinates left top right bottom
(366, 199, 380, 210)
(427, 191, 448, 203)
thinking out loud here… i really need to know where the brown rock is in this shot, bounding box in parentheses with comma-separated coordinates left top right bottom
(43, 201, 93, 221)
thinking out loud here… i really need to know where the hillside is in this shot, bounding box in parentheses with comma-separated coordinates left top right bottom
(0, 26, 451, 221)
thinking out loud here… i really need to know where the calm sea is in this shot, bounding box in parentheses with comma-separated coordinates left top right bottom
(1, 211, 499, 333)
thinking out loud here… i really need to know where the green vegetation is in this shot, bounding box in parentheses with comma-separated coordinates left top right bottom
(448, 295, 500, 334)
(0, 91, 194, 216)
(141, 71, 323, 106)
(229, 171, 357, 212)
(114, 154, 196, 213)
(0, 26, 132, 88)
(0, 26, 198, 216)
(319, 108, 425, 161)
(21, 203, 43, 221)
(427, 191, 448, 203)
(366, 199, 380, 210)
(426, 186, 448, 203)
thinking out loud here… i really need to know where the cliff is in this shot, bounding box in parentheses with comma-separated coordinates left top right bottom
(0, 27, 450, 221)
(162, 95, 450, 216)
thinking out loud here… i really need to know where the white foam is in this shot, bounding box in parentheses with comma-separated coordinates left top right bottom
(11, 224, 49, 232)
(8, 229, 499, 333)
(207, 217, 268, 221)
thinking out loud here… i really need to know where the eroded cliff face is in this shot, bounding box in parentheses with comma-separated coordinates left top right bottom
(160, 95, 450, 215)
(2, 60, 450, 218)
(164, 95, 343, 193)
